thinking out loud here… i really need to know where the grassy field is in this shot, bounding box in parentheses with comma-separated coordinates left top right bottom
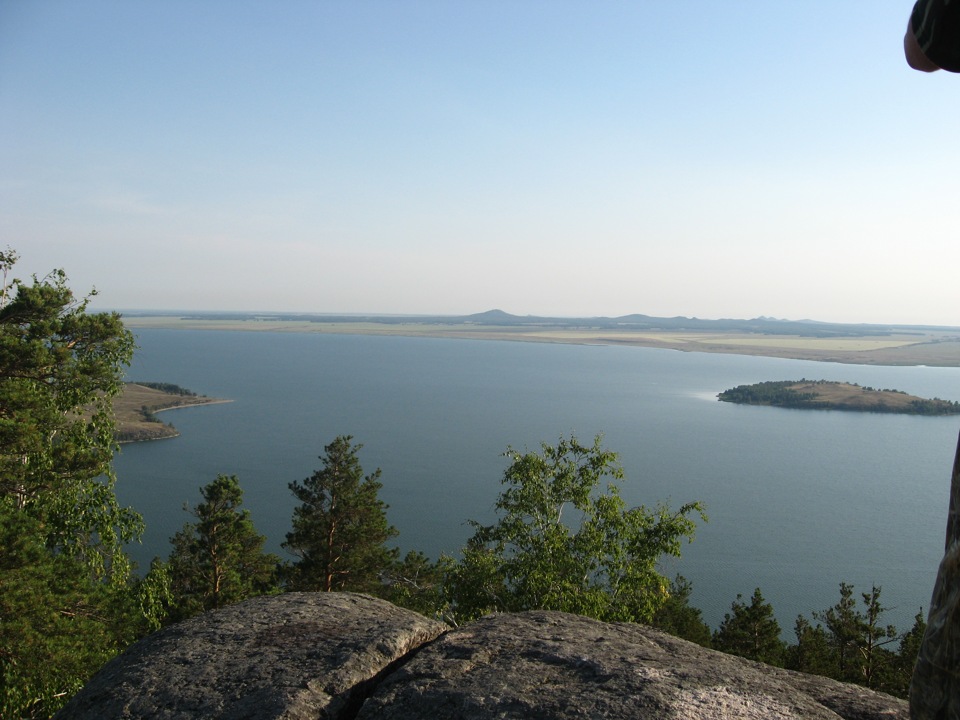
(121, 315, 960, 367)
(788, 381, 957, 412)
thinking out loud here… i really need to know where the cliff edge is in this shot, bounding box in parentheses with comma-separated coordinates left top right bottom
(55, 592, 907, 720)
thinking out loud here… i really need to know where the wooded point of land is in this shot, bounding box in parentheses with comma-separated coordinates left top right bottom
(112, 383, 230, 442)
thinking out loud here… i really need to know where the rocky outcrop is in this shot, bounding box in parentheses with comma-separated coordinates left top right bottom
(55, 593, 447, 720)
(56, 592, 907, 720)
(910, 430, 960, 719)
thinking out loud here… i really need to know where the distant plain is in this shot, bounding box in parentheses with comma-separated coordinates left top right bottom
(121, 314, 960, 367)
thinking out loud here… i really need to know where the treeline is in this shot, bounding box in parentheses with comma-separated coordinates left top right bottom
(132, 381, 199, 396)
(719, 380, 819, 407)
(706, 585, 923, 698)
(157, 434, 705, 627)
(137, 434, 924, 699)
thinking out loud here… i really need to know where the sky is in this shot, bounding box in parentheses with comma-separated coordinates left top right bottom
(2, 1, 959, 325)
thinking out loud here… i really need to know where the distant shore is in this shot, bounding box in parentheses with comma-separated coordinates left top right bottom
(121, 314, 960, 368)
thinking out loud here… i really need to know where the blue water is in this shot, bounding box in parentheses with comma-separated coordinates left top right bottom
(113, 329, 960, 634)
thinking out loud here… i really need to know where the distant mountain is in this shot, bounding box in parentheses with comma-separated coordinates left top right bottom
(462, 309, 521, 323)
(453, 311, 912, 338)
(126, 309, 956, 337)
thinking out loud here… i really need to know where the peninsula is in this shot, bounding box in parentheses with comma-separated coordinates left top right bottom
(718, 380, 960, 415)
(113, 382, 230, 443)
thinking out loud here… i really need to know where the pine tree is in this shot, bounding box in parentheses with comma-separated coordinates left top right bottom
(0, 504, 141, 719)
(858, 585, 898, 689)
(713, 588, 785, 665)
(812, 582, 899, 688)
(283, 436, 398, 592)
(787, 615, 835, 677)
(0, 251, 143, 717)
(167, 475, 279, 621)
(891, 610, 926, 697)
(816, 582, 864, 682)
(651, 575, 713, 647)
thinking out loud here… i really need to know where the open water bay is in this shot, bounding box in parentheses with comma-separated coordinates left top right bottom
(114, 328, 960, 634)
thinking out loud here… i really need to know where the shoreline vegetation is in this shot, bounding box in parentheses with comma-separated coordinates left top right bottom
(718, 379, 960, 415)
(119, 309, 960, 367)
(113, 382, 231, 443)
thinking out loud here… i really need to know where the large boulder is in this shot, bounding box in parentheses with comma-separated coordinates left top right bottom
(55, 592, 447, 720)
(57, 593, 907, 720)
(359, 610, 906, 720)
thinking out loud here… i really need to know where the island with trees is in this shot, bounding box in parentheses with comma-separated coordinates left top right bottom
(718, 379, 960, 415)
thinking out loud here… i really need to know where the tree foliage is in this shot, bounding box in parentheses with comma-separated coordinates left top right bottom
(713, 587, 784, 665)
(813, 582, 898, 687)
(0, 251, 145, 717)
(0, 249, 139, 579)
(379, 550, 446, 616)
(0, 503, 147, 719)
(283, 435, 398, 593)
(650, 575, 713, 647)
(442, 434, 705, 625)
(787, 615, 834, 677)
(166, 475, 279, 622)
(892, 611, 926, 698)
(777, 583, 912, 697)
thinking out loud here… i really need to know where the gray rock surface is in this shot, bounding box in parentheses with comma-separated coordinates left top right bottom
(360, 610, 907, 720)
(57, 593, 907, 720)
(55, 592, 447, 720)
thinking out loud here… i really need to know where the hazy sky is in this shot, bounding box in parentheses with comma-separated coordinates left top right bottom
(2, 1, 959, 325)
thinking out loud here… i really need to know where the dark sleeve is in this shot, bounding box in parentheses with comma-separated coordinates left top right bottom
(911, 0, 960, 72)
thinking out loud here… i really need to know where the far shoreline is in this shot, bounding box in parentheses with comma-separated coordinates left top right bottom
(120, 315, 960, 368)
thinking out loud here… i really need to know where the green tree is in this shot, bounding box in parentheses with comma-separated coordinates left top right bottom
(856, 585, 898, 689)
(650, 575, 712, 647)
(167, 475, 279, 621)
(380, 550, 446, 617)
(0, 503, 143, 719)
(786, 615, 834, 677)
(0, 251, 144, 716)
(712, 588, 785, 665)
(283, 436, 399, 592)
(810, 582, 899, 689)
(443, 434, 705, 625)
(0, 249, 139, 579)
(817, 582, 863, 682)
(890, 610, 926, 697)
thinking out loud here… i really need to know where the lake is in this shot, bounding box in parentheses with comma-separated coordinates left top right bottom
(113, 328, 960, 634)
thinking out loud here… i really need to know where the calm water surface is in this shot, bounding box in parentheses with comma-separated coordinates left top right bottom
(113, 329, 960, 633)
